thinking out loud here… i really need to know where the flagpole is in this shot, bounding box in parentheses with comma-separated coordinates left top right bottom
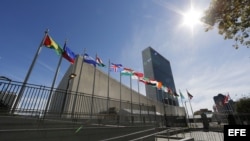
(70, 53, 79, 118)
(227, 93, 242, 124)
(137, 78, 141, 123)
(166, 92, 170, 106)
(44, 39, 64, 118)
(187, 89, 196, 127)
(70, 61, 77, 118)
(130, 75, 133, 124)
(72, 48, 86, 116)
(170, 93, 174, 115)
(170, 92, 174, 106)
(59, 44, 69, 118)
(119, 71, 122, 112)
(179, 89, 184, 107)
(184, 101, 190, 126)
(90, 53, 97, 119)
(12, 29, 49, 114)
(179, 89, 188, 126)
(173, 90, 178, 115)
(161, 89, 167, 127)
(169, 91, 172, 105)
(188, 96, 194, 117)
(156, 88, 159, 102)
(107, 59, 110, 115)
(227, 94, 234, 113)
(170, 92, 176, 115)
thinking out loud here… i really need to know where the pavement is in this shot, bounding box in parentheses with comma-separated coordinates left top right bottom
(155, 130, 224, 141)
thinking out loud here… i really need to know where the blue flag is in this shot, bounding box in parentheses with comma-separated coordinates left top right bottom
(62, 46, 76, 64)
(83, 53, 97, 67)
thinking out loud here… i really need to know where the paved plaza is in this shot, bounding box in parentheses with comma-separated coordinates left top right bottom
(155, 131, 223, 141)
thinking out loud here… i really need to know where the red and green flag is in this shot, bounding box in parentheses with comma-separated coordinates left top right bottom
(43, 35, 63, 55)
(96, 56, 105, 67)
(131, 72, 144, 79)
(139, 77, 150, 84)
(121, 68, 134, 76)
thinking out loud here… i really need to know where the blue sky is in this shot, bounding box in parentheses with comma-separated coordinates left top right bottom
(1, 0, 250, 114)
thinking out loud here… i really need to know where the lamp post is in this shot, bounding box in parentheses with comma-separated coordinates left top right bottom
(60, 73, 76, 117)
(184, 101, 190, 126)
(162, 98, 167, 127)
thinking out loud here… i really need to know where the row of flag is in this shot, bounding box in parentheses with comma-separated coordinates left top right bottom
(42, 33, 194, 100)
(43, 34, 77, 64)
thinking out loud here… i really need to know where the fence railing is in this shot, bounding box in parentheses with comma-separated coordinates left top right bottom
(1, 79, 249, 127)
(0, 79, 187, 127)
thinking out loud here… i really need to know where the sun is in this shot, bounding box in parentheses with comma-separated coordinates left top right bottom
(182, 7, 202, 29)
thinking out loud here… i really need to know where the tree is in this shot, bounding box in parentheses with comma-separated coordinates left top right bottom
(235, 97, 250, 113)
(201, 0, 250, 49)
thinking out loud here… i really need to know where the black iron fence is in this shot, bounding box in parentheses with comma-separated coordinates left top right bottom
(0, 79, 188, 127)
(2, 79, 250, 141)
(1, 78, 249, 128)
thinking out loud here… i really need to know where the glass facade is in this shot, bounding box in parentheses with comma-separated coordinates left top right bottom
(142, 47, 178, 106)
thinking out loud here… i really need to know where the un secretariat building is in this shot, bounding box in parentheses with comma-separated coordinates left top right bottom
(48, 47, 185, 126)
(142, 47, 178, 106)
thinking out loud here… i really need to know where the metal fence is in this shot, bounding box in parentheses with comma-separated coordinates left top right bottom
(2, 79, 250, 141)
(0, 79, 187, 127)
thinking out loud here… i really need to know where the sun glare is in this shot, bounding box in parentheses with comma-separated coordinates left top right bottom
(182, 8, 202, 28)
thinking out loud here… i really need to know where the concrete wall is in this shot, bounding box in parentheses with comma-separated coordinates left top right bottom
(51, 55, 185, 117)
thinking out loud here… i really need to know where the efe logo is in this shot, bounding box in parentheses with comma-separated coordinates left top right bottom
(224, 125, 250, 140)
(228, 129, 246, 136)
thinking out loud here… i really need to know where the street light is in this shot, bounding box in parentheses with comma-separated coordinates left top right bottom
(60, 73, 76, 117)
(66, 73, 77, 91)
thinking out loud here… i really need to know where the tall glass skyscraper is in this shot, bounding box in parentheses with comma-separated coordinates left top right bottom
(142, 47, 178, 106)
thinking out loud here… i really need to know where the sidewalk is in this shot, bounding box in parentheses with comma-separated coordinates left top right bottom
(155, 130, 224, 141)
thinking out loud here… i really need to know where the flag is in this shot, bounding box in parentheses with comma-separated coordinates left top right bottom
(147, 79, 157, 87)
(121, 68, 134, 76)
(62, 46, 76, 64)
(131, 72, 144, 79)
(179, 89, 185, 99)
(156, 81, 162, 89)
(96, 56, 105, 67)
(110, 63, 123, 72)
(187, 90, 193, 100)
(223, 94, 229, 105)
(149, 80, 162, 89)
(161, 86, 168, 93)
(83, 53, 97, 67)
(43, 35, 63, 55)
(167, 87, 173, 95)
(174, 91, 179, 97)
(139, 77, 150, 84)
